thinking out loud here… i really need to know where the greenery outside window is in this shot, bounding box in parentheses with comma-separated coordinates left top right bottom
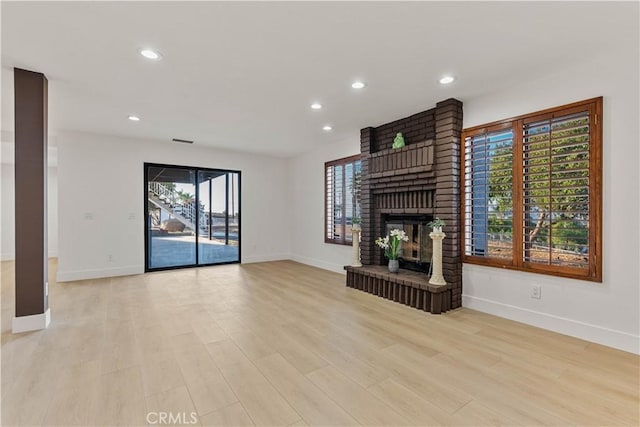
(325, 155, 361, 245)
(462, 97, 602, 281)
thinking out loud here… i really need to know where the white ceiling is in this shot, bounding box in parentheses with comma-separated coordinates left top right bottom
(1, 1, 636, 157)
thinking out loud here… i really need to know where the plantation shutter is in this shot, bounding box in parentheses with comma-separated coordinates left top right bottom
(325, 155, 361, 245)
(522, 110, 591, 269)
(325, 164, 344, 241)
(344, 162, 354, 243)
(464, 127, 514, 261)
(325, 165, 335, 240)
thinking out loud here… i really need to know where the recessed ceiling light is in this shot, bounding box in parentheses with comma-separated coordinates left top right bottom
(439, 75, 455, 85)
(139, 48, 162, 60)
(128, 115, 141, 121)
(323, 125, 333, 131)
(310, 103, 323, 110)
(351, 81, 366, 89)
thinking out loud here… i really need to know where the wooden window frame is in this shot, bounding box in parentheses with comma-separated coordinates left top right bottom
(461, 97, 603, 282)
(325, 154, 361, 246)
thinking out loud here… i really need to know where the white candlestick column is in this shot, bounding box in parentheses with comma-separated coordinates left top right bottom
(429, 230, 447, 286)
(351, 227, 362, 267)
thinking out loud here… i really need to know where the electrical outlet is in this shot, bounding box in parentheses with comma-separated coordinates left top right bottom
(531, 284, 542, 299)
(107, 254, 114, 262)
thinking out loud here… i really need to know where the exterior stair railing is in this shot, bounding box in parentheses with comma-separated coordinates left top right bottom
(148, 182, 207, 232)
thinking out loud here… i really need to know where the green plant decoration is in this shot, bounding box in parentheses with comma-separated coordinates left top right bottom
(392, 132, 405, 149)
(428, 217, 446, 229)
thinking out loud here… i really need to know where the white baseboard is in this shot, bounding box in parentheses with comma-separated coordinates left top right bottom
(56, 256, 294, 281)
(290, 254, 346, 275)
(242, 253, 291, 264)
(13, 308, 51, 333)
(462, 295, 639, 355)
(56, 265, 143, 282)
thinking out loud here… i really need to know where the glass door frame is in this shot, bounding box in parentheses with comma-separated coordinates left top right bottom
(144, 162, 242, 272)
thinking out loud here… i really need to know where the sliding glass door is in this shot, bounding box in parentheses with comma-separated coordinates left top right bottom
(145, 163, 241, 271)
(197, 170, 240, 265)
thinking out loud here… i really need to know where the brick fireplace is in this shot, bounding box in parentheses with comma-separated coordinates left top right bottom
(345, 98, 463, 314)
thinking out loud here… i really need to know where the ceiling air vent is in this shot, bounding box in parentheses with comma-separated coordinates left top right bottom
(172, 138, 194, 144)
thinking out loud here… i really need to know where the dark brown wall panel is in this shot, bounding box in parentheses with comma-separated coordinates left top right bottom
(14, 68, 48, 317)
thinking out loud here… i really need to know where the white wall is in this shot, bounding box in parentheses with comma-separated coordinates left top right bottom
(0, 161, 14, 260)
(48, 166, 58, 258)
(1, 151, 58, 261)
(462, 47, 639, 354)
(288, 134, 360, 273)
(56, 131, 290, 281)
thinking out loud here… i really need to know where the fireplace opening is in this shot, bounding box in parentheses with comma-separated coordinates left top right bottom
(383, 214, 434, 273)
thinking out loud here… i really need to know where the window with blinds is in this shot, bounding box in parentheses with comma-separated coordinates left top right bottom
(464, 127, 514, 262)
(325, 155, 361, 245)
(523, 111, 590, 269)
(462, 98, 602, 281)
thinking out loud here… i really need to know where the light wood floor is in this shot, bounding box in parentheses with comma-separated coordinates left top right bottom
(1, 260, 638, 426)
